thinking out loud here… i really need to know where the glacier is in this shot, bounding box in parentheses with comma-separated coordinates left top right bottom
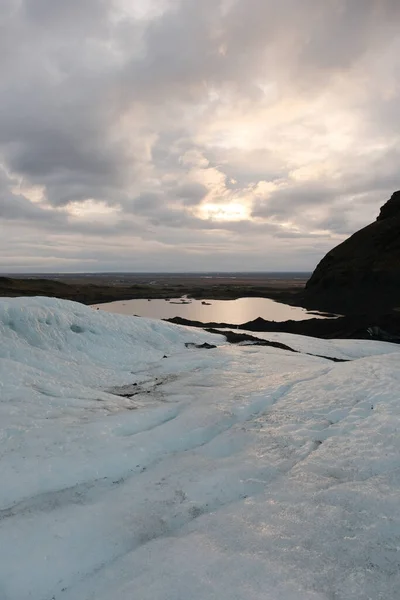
(1, 297, 400, 600)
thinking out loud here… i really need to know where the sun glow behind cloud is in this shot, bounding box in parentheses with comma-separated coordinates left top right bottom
(197, 202, 250, 221)
(1, 0, 400, 272)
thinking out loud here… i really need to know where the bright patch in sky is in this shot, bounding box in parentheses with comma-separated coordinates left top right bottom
(198, 201, 250, 221)
(115, 0, 171, 20)
(67, 200, 120, 219)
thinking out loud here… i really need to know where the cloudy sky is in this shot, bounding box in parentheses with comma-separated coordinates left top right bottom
(1, 0, 400, 273)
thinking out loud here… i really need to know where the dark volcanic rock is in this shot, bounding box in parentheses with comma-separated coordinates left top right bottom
(166, 314, 400, 343)
(205, 329, 297, 352)
(377, 190, 400, 221)
(205, 328, 349, 362)
(185, 342, 217, 349)
(304, 191, 400, 314)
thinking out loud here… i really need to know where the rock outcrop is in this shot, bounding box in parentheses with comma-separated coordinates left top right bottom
(304, 191, 400, 314)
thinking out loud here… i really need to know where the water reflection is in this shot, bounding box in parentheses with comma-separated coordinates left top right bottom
(93, 297, 328, 324)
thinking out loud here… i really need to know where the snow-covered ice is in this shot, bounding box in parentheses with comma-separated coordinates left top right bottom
(1, 297, 400, 600)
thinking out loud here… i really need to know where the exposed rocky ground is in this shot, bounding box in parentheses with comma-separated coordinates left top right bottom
(0, 274, 306, 305)
(166, 314, 400, 343)
(302, 191, 400, 314)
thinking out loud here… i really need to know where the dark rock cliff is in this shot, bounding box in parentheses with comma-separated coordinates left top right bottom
(304, 191, 400, 314)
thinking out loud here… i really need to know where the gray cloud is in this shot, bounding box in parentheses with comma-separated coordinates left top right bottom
(0, 0, 400, 271)
(175, 183, 208, 206)
(252, 184, 339, 220)
(131, 193, 165, 214)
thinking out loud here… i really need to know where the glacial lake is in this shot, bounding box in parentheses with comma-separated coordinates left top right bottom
(92, 297, 329, 324)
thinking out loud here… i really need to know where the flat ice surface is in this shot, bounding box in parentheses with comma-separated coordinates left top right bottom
(1, 297, 400, 600)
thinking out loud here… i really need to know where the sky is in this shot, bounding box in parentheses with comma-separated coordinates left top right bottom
(1, 0, 400, 273)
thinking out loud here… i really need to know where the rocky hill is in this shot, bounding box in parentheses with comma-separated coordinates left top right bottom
(304, 191, 400, 314)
